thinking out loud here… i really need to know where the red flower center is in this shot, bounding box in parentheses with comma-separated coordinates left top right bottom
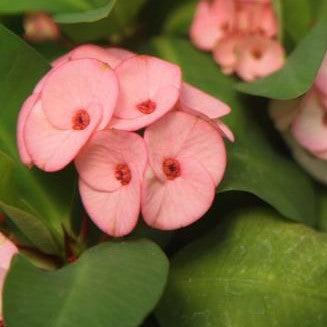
(0, 320, 4, 327)
(251, 48, 263, 60)
(136, 99, 156, 114)
(115, 163, 132, 185)
(72, 110, 90, 130)
(163, 158, 181, 180)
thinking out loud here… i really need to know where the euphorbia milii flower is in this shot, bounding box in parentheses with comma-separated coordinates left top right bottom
(75, 130, 147, 237)
(190, 0, 235, 51)
(214, 35, 284, 81)
(110, 55, 182, 131)
(142, 111, 227, 230)
(17, 58, 119, 171)
(24, 12, 60, 42)
(178, 82, 234, 141)
(291, 89, 327, 159)
(0, 233, 18, 322)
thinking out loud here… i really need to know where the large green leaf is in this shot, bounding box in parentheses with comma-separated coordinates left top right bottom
(0, 0, 117, 24)
(236, 20, 327, 99)
(157, 209, 327, 327)
(4, 239, 169, 327)
(147, 36, 317, 226)
(0, 24, 76, 255)
(61, 0, 146, 42)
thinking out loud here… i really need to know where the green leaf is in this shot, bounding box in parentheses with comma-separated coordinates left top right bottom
(236, 20, 327, 99)
(61, 0, 146, 42)
(4, 239, 169, 327)
(156, 209, 327, 327)
(0, 0, 117, 24)
(147, 36, 317, 226)
(0, 24, 76, 254)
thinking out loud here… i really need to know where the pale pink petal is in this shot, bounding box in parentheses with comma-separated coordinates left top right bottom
(0, 268, 6, 319)
(51, 53, 71, 68)
(141, 160, 215, 230)
(24, 100, 102, 172)
(113, 55, 181, 118)
(292, 90, 327, 154)
(79, 180, 140, 237)
(17, 94, 38, 166)
(105, 47, 136, 68)
(144, 111, 227, 186)
(213, 36, 242, 75)
(216, 120, 235, 142)
(75, 130, 147, 192)
(42, 58, 118, 130)
(235, 2, 277, 37)
(0, 233, 18, 271)
(316, 55, 327, 97)
(179, 82, 231, 119)
(235, 35, 285, 81)
(190, 0, 235, 51)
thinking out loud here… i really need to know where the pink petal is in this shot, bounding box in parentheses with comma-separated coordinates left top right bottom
(79, 180, 141, 237)
(292, 90, 327, 154)
(190, 0, 235, 51)
(105, 47, 136, 68)
(216, 120, 235, 142)
(111, 55, 181, 130)
(235, 35, 285, 81)
(141, 160, 215, 230)
(144, 111, 227, 186)
(42, 58, 118, 130)
(0, 233, 18, 271)
(24, 100, 102, 172)
(316, 55, 327, 97)
(51, 53, 71, 68)
(17, 94, 38, 167)
(75, 130, 147, 192)
(0, 268, 6, 319)
(213, 35, 242, 75)
(179, 82, 231, 119)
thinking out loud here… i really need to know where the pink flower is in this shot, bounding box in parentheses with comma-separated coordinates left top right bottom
(24, 12, 60, 42)
(190, 0, 284, 81)
(214, 35, 284, 82)
(291, 89, 327, 159)
(316, 55, 327, 100)
(75, 130, 147, 237)
(0, 233, 18, 321)
(17, 58, 119, 171)
(190, 0, 235, 51)
(109, 55, 182, 131)
(178, 82, 235, 141)
(141, 111, 227, 230)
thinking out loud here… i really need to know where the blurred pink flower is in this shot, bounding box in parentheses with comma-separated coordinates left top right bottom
(142, 111, 227, 230)
(17, 58, 119, 172)
(75, 130, 147, 237)
(0, 233, 18, 321)
(190, 0, 285, 81)
(24, 12, 60, 42)
(190, 0, 235, 51)
(291, 89, 327, 159)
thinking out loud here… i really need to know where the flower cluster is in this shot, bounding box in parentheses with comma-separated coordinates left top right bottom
(0, 233, 17, 323)
(190, 0, 285, 81)
(17, 45, 233, 237)
(270, 54, 327, 183)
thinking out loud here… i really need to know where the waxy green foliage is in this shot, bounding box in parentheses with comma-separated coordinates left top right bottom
(4, 240, 169, 327)
(157, 209, 327, 327)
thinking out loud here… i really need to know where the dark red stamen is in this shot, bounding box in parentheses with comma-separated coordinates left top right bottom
(252, 48, 263, 60)
(163, 158, 181, 180)
(136, 99, 156, 114)
(72, 109, 90, 130)
(115, 164, 132, 185)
